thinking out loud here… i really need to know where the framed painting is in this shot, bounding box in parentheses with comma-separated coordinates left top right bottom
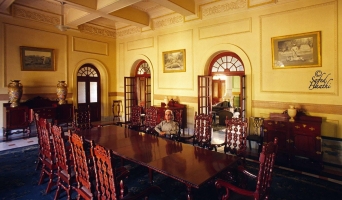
(163, 49, 186, 73)
(272, 31, 321, 69)
(20, 46, 55, 71)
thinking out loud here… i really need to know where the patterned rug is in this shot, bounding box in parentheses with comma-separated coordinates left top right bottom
(1, 145, 342, 200)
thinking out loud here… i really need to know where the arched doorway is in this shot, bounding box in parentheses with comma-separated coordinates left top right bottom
(136, 60, 151, 109)
(123, 60, 151, 123)
(198, 52, 246, 120)
(76, 64, 101, 121)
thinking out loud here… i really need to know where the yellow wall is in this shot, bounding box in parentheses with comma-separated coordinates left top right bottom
(115, 0, 342, 138)
(0, 0, 341, 139)
(0, 8, 116, 125)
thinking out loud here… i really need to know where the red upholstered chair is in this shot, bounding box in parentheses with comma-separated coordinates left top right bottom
(37, 118, 57, 194)
(189, 112, 212, 148)
(72, 106, 93, 131)
(128, 105, 144, 131)
(223, 117, 248, 164)
(144, 106, 159, 135)
(171, 109, 183, 140)
(191, 112, 224, 150)
(91, 143, 161, 199)
(69, 133, 94, 200)
(215, 137, 278, 200)
(51, 125, 75, 200)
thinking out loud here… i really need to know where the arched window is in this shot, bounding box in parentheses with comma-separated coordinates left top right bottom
(77, 65, 99, 77)
(136, 61, 151, 77)
(210, 52, 245, 75)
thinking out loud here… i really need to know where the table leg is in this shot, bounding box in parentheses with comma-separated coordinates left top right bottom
(149, 168, 154, 184)
(186, 185, 193, 200)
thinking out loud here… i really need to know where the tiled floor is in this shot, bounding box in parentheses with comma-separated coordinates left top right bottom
(0, 136, 38, 151)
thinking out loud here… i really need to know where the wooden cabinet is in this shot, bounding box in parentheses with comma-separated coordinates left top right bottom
(263, 120, 289, 155)
(290, 118, 322, 162)
(2, 96, 73, 140)
(263, 114, 322, 166)
(3, 105, 30, 138)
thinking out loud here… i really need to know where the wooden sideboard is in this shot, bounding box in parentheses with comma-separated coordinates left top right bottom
(2, 96, 72, 139)
(263, 113, 322, 168)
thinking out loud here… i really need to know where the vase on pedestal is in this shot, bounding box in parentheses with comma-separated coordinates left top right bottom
(8, 80, 23, 107)
(56, 81, 68, 105)
(287, 105, 297, 122)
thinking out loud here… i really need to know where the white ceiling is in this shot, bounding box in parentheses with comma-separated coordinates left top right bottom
(0, 0, 203, 30)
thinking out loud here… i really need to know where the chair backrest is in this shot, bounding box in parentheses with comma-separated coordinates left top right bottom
(130, 105, 142, 126)
(73, 106, 92, 130)
(91, 144, 123, 199)
(193, 112, 213, 148)
(38, 117, 54, 160)
(172, 109, 183, 134)
(255, 137, 278, 199)
(51, 125, 70, 173)
(224, 117, 247, 157)
(69, 132, 93, 198)
(215, 137, 278, 200)
(144, 106, 159, 128)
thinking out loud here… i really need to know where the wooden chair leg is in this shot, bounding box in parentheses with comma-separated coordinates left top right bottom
(248, 140, 252, 150)
(38, 167, 46, 185)
(54, 185, 62, 200)
(35, 157, 42, 171)
(45, 173, 55, 193)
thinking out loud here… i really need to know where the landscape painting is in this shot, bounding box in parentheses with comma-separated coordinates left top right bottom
(20, 46, 55, 71)
(163, 49, 186, 73)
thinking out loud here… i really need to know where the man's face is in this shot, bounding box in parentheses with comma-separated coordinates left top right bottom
(165, 111, 172, 121)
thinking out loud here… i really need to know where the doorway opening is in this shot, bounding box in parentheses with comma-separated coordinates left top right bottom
(198, 52, 245, 120)
(76, 64, 101, 122)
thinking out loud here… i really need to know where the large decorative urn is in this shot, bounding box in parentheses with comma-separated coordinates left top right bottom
(287, 105, 297, 122)
(56, 81, 68, 105)
(8, 80, 23, 107)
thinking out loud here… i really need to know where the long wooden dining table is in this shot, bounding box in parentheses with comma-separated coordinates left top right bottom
(76, 125, 238, 199)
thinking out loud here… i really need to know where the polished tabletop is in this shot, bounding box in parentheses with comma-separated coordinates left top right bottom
(76, 125, 238, 195)
(147, 145, 238, 188)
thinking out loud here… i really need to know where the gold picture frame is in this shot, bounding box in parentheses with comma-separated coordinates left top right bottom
(163, 49, 186, 73)
(20, 46, 55, 71)
(272, 31, 321, 69)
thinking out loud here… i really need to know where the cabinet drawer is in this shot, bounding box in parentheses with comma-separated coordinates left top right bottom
(264, 120, 287, 130)
(292, 123, 320, 135)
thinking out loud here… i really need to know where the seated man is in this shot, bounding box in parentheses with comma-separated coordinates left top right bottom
(155, 109, 179, 138)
